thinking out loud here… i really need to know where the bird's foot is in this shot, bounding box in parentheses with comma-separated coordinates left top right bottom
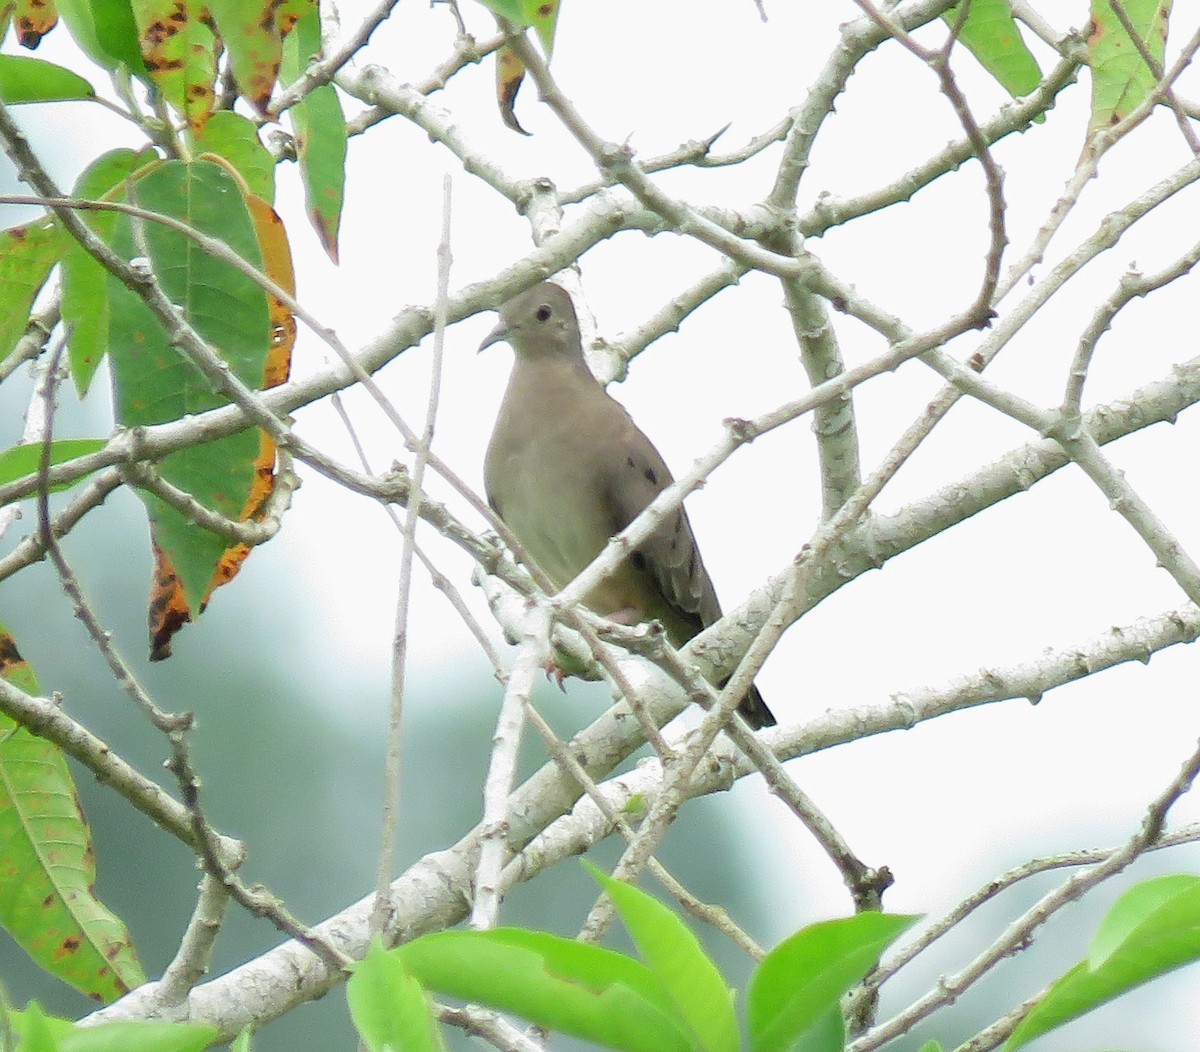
(543, 660, 568, 692)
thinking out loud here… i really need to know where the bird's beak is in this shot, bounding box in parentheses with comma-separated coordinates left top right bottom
(478, 317, 511, 353)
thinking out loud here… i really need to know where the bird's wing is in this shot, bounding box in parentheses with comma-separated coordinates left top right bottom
(600, 410, 723, 644)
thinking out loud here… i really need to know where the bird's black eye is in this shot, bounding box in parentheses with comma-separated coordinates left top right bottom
(535, 304, 552, 322)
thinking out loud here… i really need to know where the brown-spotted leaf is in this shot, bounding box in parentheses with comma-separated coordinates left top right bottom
(1088, 0, 1171, 135)
(100, 159, 270, 656)
(207, 0, 283, 112)
(13, 0, 57, 48)
(144, 167, 294, 660)
(275, 0, 313, 38)
(0, 622, 145, 1000)
(129, 0, 217, 130)
(520, 0, 559, 56)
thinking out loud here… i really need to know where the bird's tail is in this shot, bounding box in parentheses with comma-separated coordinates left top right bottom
(737, 682, 776, 729)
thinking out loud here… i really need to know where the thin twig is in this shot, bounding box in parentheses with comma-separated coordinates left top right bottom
(518, 699, 765, 959)
(372, 175, 454, 933)
(862, 821, 1200, 998)
(342, 32, 505, 136)
(849, 735, 1200, 1051)
(269, 0, 402, 117)
(1063, 235, 1200, 412)
(32, 334, 189, 736)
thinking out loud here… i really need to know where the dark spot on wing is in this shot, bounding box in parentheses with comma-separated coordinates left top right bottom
(631, 551, 648, 573)
(643, 466, 658, 485)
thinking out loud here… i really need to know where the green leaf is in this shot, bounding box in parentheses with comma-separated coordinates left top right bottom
(0, 217, 65, 362)
(1088, 0, 1170, 135)
(474, 0, 557, 53)
(1007, 874, 1200, 1049)
(475, 0, 524, 22)
(793, 1007, 842, 1052)
(0, 439, 106, 490)
(0, 623, 145, 1001)
(55, 0, 150, 79)
(348, 941, 444, 1052)
(519, 0, 559, 55)
(0, 55, 95, 103)
(7, 1008, 218, 1052)
(106, 158, 271, 611)
(916, 1043, 946, 1052)
(398, 929, 694, 1052)
(747, 913, 919, 1052)
(190, 111, 276, 203)
(944, 0, 1041, 98)
(588, 863, 738, 1052)
(280, 3, 345, 260)
(15, 1003, 62, 1052)
(1089, 874, 1200, 967)
(62, 148, 160, 396)
(230, 1027, 253, 1052)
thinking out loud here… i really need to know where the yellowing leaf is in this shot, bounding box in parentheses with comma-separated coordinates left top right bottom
(13, 0, 58, 48)
(102, 159, 294, 660)
(148, 188, 296, 661)
(496, 45, 529, 135)
(487, 1, 559, 133)
(98, 159, 272, 655)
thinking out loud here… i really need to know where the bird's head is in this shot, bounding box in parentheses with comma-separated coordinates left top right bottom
(478, 281, 581, 360)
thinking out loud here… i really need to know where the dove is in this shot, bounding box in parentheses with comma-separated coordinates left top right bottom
(481, 282, 776, 729)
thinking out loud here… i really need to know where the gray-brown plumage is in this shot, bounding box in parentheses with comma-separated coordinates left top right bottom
(481, 282, 775, 729)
